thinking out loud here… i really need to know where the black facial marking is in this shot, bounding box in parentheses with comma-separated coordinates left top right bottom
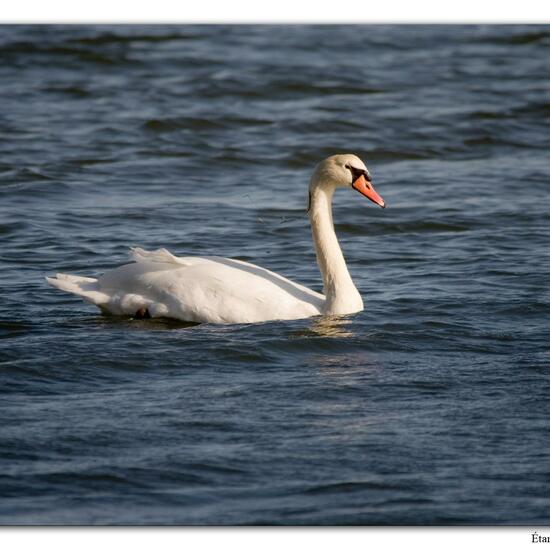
(345, 164, 371, 183)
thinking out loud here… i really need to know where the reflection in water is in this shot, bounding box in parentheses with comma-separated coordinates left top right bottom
(292, 315, 355, 338)
(310, 316, 355, 338)
(57, 314, 200, 331)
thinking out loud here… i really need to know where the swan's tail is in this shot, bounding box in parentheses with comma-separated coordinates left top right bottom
(45, 273, 110, 306)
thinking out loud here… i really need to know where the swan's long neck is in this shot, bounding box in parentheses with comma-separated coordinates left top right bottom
(309, 184, 363, 315)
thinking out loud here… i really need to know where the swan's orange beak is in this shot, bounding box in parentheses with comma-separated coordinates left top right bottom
(352, 174, 386, 208)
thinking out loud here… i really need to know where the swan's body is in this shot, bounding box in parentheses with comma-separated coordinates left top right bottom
(46, 154, 385, 324)
(48, 249, 324, 324)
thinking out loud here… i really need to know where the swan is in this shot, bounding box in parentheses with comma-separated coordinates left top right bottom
(46, 154, 385, 324)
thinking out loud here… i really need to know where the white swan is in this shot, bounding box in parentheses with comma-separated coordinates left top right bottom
(46, 154, 385, 324)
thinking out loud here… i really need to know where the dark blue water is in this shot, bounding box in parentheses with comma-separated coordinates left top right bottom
(1, 24, 549, 525)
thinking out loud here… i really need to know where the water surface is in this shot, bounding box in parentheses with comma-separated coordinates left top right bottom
(0, 25, 549, 525)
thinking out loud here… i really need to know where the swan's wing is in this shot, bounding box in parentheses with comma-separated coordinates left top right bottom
(177, 256, 325, 323)
(98, 251, 323, 323)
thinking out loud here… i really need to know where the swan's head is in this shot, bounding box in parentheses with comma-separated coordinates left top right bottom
(310, 154, 385, 208)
